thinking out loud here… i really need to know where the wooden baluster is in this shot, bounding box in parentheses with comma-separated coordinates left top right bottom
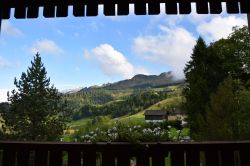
(171, 150, 184, 166)
(1, 1, 11, 19)
(117, 152, 130, 166)
(240, 149, 250, 166)
(14, 0, 26, 19)
(86, 0, 98, 16)
(103, 0, 116, 16)
(27, 0, 39, 18)
(165, 0, 177, 14)
(35, 150, 48, 166)
(150, 144, 167, 166)
(134, 0, 147, 15)
(83, 150, 96, 166)
(49, 150, 62, 166)
(56, 1, 68, 17)
(0, 7, 2, 34)
(2, 149, 16, 166)
(17, 150, 30, 166)
(102, 151, 115, 166)
(137, 144, 150, 166)
(179, 1, 191, 14)
(239, 0, 250, 13)
(148, 0, 160, 15)
(152, 152, 166, 166)
(73, 0, 85, 17)
(196, 1, 209, 14)
(221, 150, 234, 166)
(209, 1, 222, 14)
(136, 154, 150, 166)
(117, 0, 129, 15)
(226, 0, 240, 13)
(68, 150, 81, 166)
(205, 151, 220, 166)
(186, 150, 200, 166)
(43, 1, 55, 17)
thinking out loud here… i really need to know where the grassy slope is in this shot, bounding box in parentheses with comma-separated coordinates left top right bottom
(67, 93, 184, 129)
(146, 96, 184, 110)
(66, 86, 184, 134)
(69, 118, 92, 129)
(115, 111, 145, 124)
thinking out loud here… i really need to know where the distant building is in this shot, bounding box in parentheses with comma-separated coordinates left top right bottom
(168, 107, 185, 121)
(144, 110, 168, 122)
(144, 108, 187, 124)
(167, 107, 187, 126)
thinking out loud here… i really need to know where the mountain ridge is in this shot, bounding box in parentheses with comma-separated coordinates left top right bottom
(102, 71, 183, 90)
(64, 71, 184, 94)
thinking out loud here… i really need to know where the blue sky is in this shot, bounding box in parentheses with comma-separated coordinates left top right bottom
(0, 4, 248, 102)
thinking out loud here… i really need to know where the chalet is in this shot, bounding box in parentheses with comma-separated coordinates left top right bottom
(145, 108, 186, 123)
(168, 107, 186, 121)
(144, 110, 168, 122)
(166, 107, 188, 126)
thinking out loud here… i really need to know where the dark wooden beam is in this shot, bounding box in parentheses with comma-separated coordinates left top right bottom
(0, 18, 2, 34)
(248, 14, 250, 34)
(0, 0, 249, 19)
(0, 0, 249, 33)
(0, 8, 2, 34)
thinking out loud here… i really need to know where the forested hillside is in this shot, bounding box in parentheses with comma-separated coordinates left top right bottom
(64, 72, 184, 121)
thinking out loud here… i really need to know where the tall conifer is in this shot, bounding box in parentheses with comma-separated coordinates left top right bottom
(3, 53, 70, 141)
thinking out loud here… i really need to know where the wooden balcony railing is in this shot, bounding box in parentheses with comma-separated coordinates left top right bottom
(0, 141, 250, 166)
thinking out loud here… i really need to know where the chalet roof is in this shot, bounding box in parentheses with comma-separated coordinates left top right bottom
(144, 110, 167, 116)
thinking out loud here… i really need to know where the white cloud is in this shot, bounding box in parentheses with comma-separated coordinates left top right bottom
(2, 21, 23, 37)
(149, 3, 246, 42)
(84, 44, 148, 79)
(29, 39, 64, 56)
(197, 16, 247, 41)
(55, 29, 64, 36)
(0, 89, 9, 102)
(133, 26, 196, 79)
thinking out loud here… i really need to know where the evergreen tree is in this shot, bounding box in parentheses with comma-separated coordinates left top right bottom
(2, 53, 70, 141)
(183, 37, 211, 139)
(183, 37, 228, 139)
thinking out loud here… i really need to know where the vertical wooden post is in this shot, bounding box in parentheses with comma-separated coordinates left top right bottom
(0, 10, 2, 34)
(248, 14, 250, 34)
(0, 17, 2, 34)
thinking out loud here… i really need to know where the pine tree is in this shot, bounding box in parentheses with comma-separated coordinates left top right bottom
(2, 53, 70, 141)
(183, 37, 226, 139)
(183, 37, 210, 139)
